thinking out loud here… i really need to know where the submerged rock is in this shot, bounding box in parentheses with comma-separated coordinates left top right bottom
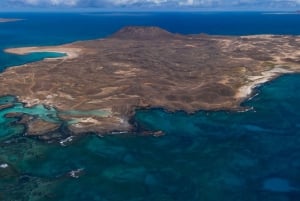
(0, 103, 13, 110)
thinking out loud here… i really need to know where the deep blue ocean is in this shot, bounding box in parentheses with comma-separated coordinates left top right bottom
(1, 12, 300, 201)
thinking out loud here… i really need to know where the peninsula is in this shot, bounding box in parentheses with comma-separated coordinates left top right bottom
(1, 27, 300, 137)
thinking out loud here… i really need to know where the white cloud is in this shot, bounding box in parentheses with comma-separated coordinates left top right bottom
(50, 0, 78, 6)
(23, 0, 39, 5)
(15, 0, 79, 6)
(7, 0, 300, 7)
(111, 0, 168, 5)
(179, 0, 194, 6)
(179, 0, 219, 6)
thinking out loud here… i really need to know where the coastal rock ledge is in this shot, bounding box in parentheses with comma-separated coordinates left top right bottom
(1, 26, 300, 137)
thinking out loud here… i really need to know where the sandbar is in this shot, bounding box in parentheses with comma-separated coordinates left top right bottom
(5, 46, 82, 59)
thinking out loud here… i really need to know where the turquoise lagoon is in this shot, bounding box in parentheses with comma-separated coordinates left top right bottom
(0, 12, 300, 201)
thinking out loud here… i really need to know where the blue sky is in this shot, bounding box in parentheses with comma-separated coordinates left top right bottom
(1, 0, 300, 10)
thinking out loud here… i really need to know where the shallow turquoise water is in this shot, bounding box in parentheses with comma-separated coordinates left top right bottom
(1, 12, 300, 201)
(1, 52, 66, 72)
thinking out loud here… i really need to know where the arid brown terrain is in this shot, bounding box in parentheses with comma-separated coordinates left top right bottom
(1, 26, 300, 137)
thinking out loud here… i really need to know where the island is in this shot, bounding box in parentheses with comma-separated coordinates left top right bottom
(1, 26, 300, 138)
(0, 18, 22, 23)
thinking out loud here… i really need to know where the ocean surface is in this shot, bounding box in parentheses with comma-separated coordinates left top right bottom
(0, 12, 300, 201)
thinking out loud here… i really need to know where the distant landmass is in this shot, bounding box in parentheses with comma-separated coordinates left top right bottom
(0, 18, 22, 23)
(1, 26, 300, 138)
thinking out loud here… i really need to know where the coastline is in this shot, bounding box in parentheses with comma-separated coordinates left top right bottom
(0, 69, 297, 141)
(1, 27, 300, 138)
(235, 67, 293, 100)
